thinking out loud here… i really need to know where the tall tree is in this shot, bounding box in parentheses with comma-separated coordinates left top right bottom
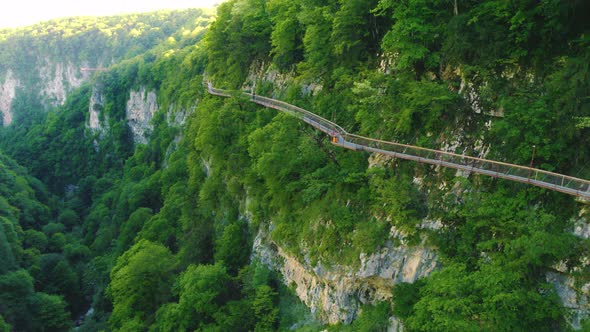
(107, 240, 176, 330)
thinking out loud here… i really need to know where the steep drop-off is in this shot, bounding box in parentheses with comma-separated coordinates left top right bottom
(0, 1, 589, 331)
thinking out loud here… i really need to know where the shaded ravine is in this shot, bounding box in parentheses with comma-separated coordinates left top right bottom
(207, 83, 590, 199)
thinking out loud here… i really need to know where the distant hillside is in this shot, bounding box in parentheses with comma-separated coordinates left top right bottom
(0, 9, 212, 127)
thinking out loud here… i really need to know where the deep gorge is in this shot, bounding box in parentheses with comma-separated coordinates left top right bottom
(0, 1, 589, 331)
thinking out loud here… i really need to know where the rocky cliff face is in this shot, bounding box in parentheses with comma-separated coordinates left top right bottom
(0, 59, 93, 126)
(86, 86, 109, 151)
(0, 70, 18, 126)
(126, 88, 159, 144)
(166, 105, 193, 127)
(88, 87, 105, 131)
(88, 87, 184, 149)
(240, 75, 441, 327)
(547, 271, 589, 330)
(547, 215, 590, 330)
(237, 73, 590, 330)
(253, 223, 439, 325)
(38, 58, 90, 106)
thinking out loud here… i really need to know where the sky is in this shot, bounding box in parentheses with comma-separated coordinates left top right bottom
(0, 0, 223, 28)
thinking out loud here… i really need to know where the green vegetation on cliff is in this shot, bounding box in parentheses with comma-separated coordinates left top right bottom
(0, 152, 74, 331)
(202, 1, 590, 330)
(0, 0, 589, 331)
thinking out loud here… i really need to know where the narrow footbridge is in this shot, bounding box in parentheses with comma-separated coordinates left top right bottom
(207, 83, 590, 199)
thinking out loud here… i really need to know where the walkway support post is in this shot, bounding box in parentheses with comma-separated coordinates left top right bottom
(528, 145, 536, 180)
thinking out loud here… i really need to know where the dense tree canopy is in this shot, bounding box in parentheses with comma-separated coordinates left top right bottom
(0, 0, 588, 330)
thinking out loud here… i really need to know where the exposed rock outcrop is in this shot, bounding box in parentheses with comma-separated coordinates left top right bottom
(1, 59, 92, 126)
(86, 86, 109, 151)
(126, 88, 158, 144)
(166, 104, 193, 127)
(547, 215, 590, 330)
(547, 271, 590, 330)
(0, 70, 18, 126)
(88, 86, 107, 133)
(161, 105, 196, 167)
(253, 225, 439, 324)
(574, 218, 590, 239)
(388, 316, 404, 332)
(38, 59, 89, 106)
(247, 144, 440, 326)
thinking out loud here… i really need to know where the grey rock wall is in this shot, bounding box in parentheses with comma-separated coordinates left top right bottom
(0, 70, 18, 126)
(252, 224, 439, 325)
(126, 88, 158, 144)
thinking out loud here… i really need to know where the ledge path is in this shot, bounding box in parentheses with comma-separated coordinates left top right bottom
(207, 83, 590, 199)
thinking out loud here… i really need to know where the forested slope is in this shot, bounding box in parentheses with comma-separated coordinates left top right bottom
(204, 0, 590, 329)
(0, 151, 75, 331)
(0, 1, 588, 331)
(0, 8, 316, 331)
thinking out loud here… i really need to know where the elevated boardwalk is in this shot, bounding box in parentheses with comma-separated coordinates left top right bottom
(80, 67, 108, 72)
(207, 83, 590, 199)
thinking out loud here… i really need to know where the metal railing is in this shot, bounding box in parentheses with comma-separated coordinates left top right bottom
(207, 83, 590, 199)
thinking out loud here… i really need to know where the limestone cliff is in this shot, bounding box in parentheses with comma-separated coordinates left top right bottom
(88, 87, 189, 150)
(88, 86, 107, 134)
(86, 85, 109, 152)
(547, 270, 590, 330)
(166, 104, 193, 128)
(38, 58, 91, 106)
(547, 215, 590, 330)
(126, 88, 159, 144)
(0, 59, 94, 126)
(0, 70, 18, 126)
(253, 224, 439, 325)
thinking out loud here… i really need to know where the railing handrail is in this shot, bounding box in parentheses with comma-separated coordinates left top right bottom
(343, 133, 590, 185)
(206, 82, 590, 197)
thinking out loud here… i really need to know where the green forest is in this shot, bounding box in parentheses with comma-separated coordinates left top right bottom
(0, 0, 589, 331)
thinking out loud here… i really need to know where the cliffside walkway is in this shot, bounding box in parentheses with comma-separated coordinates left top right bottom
(207, 83, 590, 199)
